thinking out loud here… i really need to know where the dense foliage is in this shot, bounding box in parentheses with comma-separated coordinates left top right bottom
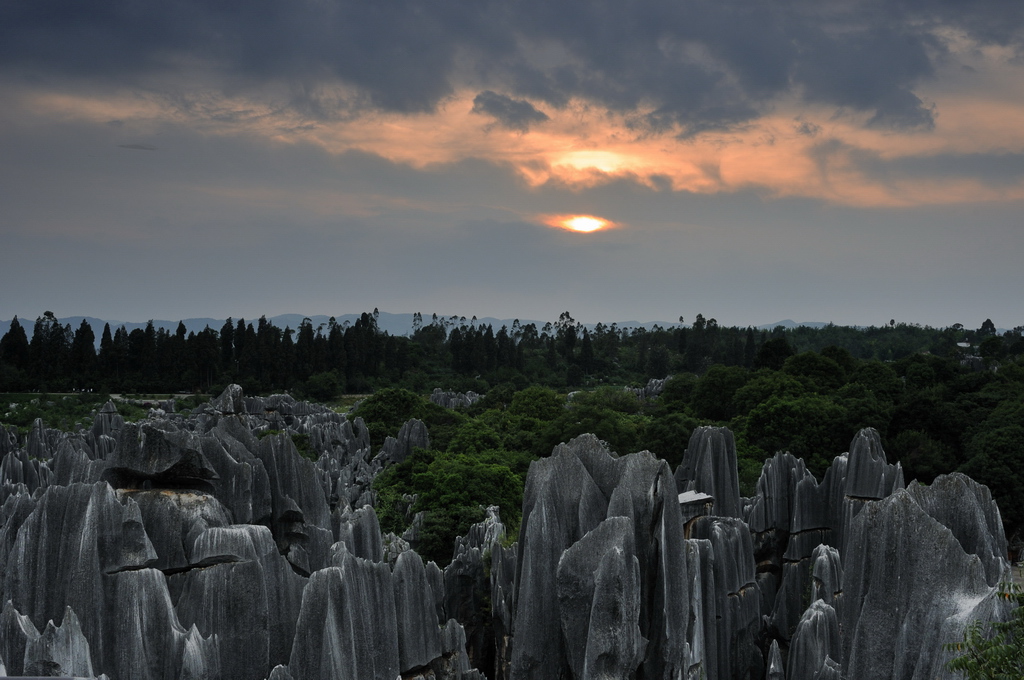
(3, 311, 1022, 398)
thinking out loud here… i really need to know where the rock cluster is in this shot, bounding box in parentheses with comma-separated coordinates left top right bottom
(623, 377, 669, 401)
(430, 389, 481, 410)
(0, 385, 1013, 680)
(0, 386, 483, 680)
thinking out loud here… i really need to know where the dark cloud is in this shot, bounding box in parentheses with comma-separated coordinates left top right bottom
(471, 91, 549, 131)
(118, 143, 156, 151)
(1, 0, 1022, 130)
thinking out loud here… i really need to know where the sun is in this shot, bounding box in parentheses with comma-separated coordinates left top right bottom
(542, 214, 617, 233)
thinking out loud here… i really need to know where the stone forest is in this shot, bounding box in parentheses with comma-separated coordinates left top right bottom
(0, 380, 1016, 679)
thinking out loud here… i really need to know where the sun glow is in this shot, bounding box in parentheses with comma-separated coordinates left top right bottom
(544, 214, 616, 233)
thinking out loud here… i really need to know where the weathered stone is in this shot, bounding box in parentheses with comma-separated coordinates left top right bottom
(430, 388, 482, 410)
(106, 568, 200, 680)
(24, 606, 95, 679)
(204, 418, 273, 525)
(122, 489, 231, 571)
(607, 452, 690, 679)
(394, 550, 443, 673)
(676, 426, 742, 519)
(810, 544, 842, 608)
(0, 599, 40, 677)
(444, 543, 492, 674)
(689, 515, 761, 680)
(429, 618, 477, 679)
(175, 557, 268, 680)
(267, 664, 293, 680)
(288, 545, 400, 680)
(841, 486, 1006, 680)
(179, 623, 221, 680)
(906, 472, 1007, 587)
(555, 516, 644, 680)
(511, 440, 607, 679)
(787, 600, 840, 680)
(184, 525, 306, 670)
(211, 384, 246, 416)
(766, 639, 785, 680)
(109, 421, 218, 489)
(377, 418, 430, 466)
(844, 428, 903, 501)
(333, 504, 383, 561)
(50, 437, 105, 486)
(685, 539, 716, 679)
(2, 481, 157, 673)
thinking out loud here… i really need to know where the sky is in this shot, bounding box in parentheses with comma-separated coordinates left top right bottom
(2, 0, 1023, 330)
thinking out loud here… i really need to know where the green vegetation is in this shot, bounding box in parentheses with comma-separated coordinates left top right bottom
(945, 583, 1024, 679)
(0, 392, 107, 434)
(3, 311, 1024, 561)
(353, 334, 1024, 552)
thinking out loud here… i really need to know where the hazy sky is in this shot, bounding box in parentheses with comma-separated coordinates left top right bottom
(2, 0, 1023, 329)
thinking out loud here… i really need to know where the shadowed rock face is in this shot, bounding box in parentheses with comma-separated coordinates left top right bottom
(676, 426, 743, 519)
(377, 418, 430, 466)
(513, 436, 695, 680)
(841, 482, 1009, 680)
(0, 387, 1013, 680)
(787, 600, 840, 680)
(394, 549, 443, 672)
(556, 517, 645, 679)
(0, 385, 489, 680)
(334, 504, 383, 561)
(289, 547, 400, 680)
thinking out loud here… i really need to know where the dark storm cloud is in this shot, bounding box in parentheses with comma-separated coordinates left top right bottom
(2, 0, 1022, 129)
(471, 91, 550, 131)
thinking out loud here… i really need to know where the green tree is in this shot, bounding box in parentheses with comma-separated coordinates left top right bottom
(508, 386, 564, 421)
(639, 412, 699, 468)
(960, 425, 1024, 537)
(782, 351, 845, 392)
(0, 316, 30, 368)
(756, 337, 795, 370)
(691, 365, 749, 421)
(732, 370, 808, 416)
(744, 394, 847, 477)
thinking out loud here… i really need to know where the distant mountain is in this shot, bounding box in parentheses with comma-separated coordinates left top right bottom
(756, 319, 831, 330)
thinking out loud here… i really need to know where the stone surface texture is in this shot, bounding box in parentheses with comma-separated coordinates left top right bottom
(0, 388, 1012, 680)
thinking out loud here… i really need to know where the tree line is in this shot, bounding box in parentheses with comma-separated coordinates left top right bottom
(1, 310, 1021, 398)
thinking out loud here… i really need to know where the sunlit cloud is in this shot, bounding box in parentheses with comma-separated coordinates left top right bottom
(542, 214, 619, 233)
(9, 30, 1024, 210)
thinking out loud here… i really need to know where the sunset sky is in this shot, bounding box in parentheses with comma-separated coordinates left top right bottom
(2, 0, 1023, 329)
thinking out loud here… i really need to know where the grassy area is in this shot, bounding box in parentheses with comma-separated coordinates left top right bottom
(0, 392, 211, 433)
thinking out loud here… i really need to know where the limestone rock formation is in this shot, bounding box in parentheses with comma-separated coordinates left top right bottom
(430, 388, 482, 409)
(377, 418, 430, 466)
(787, 600, 840, 680)
(288, 546, 400, 680)
(555, 516, 645, 679)
(841, 479, 1008, 680)
(676, 426, 742, 518)
(393, 550, 443, 672)
(0, 385, 1014, 680)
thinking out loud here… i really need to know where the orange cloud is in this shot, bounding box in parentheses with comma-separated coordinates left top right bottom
(11, 36, 1024, 210)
